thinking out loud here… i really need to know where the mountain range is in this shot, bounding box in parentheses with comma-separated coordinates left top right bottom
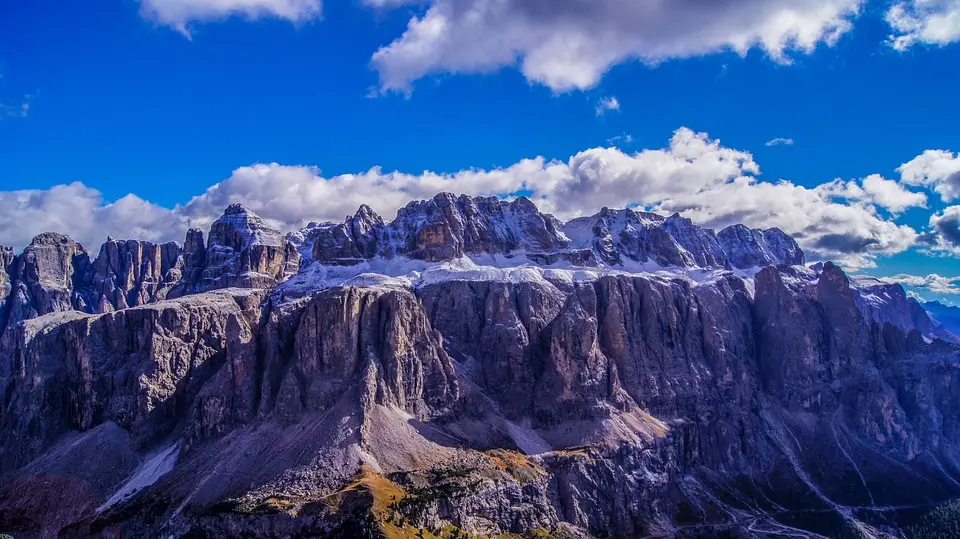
(1, 193, 958, 538)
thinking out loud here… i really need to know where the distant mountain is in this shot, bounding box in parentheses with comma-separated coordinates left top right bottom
(925, 301, 960, 339)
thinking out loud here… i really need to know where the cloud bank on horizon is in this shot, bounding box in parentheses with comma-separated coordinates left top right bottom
(137, 0, 960, 92)
(1, 127, 955, 273)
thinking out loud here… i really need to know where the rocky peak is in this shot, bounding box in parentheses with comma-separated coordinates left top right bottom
(208, 204, 284, 251)
(393, 193, 502, 261)
(563, 207, 710, 268)
(166, 229, 207, 299)
(183, 228, 206, 254)
(285, 221, 335, 261)
(662, 213, 728, 268)
(191, 205, 300, 292)
(0, 246, 13, 283)
(717, 224, 804, 269)
(312, 205, 388, 265)
(848, 276, 954, 342)
(0, 247, 13, 325)
(313, 193, 571, 265)
(11, 233, 94, 315)
(924, 301, 960, 341)
(20, 233, 91, 288)
(349, 204, 387, 240)
(307, 195, 810, 271)
(90, 238, 183, 312)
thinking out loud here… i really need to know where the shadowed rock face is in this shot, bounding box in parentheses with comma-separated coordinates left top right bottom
(1, 196, 959, 538)
(312, 204, 386, 264)
(268, 286, 459, 423)
(90, 238, 183, 312)
(0, 233, 95, 335)
(0, 289, 268, 478)
(0, 247, 13, 327)
(718, 224, 805, 268)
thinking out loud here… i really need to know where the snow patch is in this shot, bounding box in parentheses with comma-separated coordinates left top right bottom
(278, 253, 763, 302)
(99, 443, 180, 511)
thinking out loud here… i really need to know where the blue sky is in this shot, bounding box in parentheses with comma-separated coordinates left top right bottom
(2, 0, 960, 302)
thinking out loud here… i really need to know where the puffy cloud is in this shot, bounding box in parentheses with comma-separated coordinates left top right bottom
(0, 128, 922, 268)
(0, 183, 183, 251)
(878, 273, 960, 295)
(176, 158, 570, 234)
(653, 176, 919, 268)
(886, 0, 960, 50)
(766, 137, 795, 146)
(925, 205, 960, 254)
(166, 128, 765, 232)
(138, 0, 321, 32)
(596, 96, 620, 116)
(369, 0, 863, 92)
(823, 174, 928, 214)
(898, 149, 960, 202)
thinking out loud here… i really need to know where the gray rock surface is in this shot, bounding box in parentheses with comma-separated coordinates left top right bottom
(0, 246, 13, 329)
(313, 194, 573, 265)
(0, 233, 95, 336)
(718, 224, 805, 268)
(193, 204, 301, 291)
(310, 194, 805, 271)
(90, 237, 183, 312)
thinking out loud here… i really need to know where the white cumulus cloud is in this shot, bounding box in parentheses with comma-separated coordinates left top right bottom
(886, 0, 960, 50)
(878, 273, 960, 295)
(925, 205, 960, 255)
(898, 148, 960, 202)
(139, 0, 322, 32)
(369, 0, 864, 92)
(596, 96, 621, 116)
(823, 174, 928, 214)
(0, 128, 929, 269)
(0, 183, 184, 251)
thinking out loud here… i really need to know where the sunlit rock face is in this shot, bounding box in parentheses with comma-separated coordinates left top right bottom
(0, 194, 958, 538)
(157, 204, 301, 298)
(310, 193, 804, 273)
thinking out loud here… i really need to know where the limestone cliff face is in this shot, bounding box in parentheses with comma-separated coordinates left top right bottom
(0, 233, 95, 336)
(192, 204, 301, 292)
(2, 261, 959, 538)
(0, 246, 13, 327)
(266, 286, 459, 422)
(0, 289, 268, 480)
(718, 224, 805, 268)
(90, 238, 183, 312)
(313, 194, 572, 265)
